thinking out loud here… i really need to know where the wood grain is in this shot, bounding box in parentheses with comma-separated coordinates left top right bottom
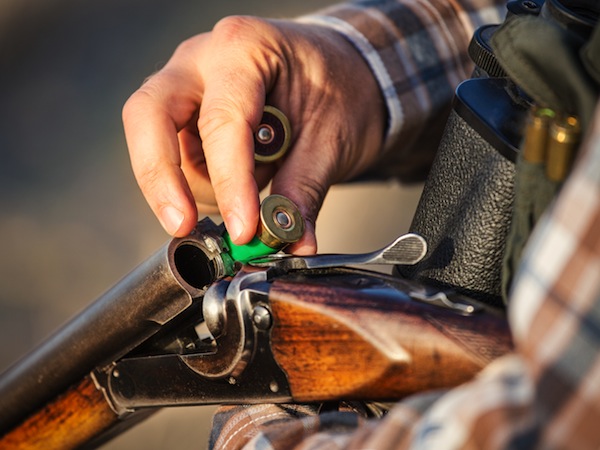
(269, 276, 512, 402)
(0, 375, 118, 449)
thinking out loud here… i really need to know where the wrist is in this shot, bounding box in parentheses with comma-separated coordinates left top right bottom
(296, 14, 397, 154)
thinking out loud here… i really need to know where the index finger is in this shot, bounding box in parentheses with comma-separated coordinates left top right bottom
(122, 64, 203, 237)
(195, 17, 283, 244)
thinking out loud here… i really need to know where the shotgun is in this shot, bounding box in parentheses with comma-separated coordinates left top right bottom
(0, 213, 513, 449)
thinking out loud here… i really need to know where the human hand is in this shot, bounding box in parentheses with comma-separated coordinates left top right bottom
(122, 16, 386, 254)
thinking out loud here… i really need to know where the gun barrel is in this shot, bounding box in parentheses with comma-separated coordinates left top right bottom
(0, 232, 206, 436)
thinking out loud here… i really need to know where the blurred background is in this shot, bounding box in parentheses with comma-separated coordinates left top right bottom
(0, 0, 422, 448)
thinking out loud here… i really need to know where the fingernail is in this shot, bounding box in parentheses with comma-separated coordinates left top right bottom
(160, 206, 184, 235)
(226, 213, 245, 242)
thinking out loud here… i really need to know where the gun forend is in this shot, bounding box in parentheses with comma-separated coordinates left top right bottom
(0, 218, 225, 443)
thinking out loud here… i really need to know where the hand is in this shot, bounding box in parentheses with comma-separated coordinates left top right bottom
(123, 16, 386, 254)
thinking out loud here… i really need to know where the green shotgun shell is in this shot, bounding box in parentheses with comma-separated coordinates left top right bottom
(223, 194, 304, 267)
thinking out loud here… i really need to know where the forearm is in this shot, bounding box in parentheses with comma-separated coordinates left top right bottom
(300, 0, 506, 181)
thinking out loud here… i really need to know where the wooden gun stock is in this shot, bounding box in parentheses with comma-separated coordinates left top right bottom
(0, 267, 513, 449)
(268, 273, 512, 402)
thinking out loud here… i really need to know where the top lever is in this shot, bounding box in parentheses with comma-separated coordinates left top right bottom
(249, 233, 427, 271)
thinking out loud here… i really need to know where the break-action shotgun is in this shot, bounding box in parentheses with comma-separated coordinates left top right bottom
(0, 210, 512, 449)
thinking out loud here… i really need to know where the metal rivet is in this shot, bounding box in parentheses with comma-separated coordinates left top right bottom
(252, 305, 272, 330)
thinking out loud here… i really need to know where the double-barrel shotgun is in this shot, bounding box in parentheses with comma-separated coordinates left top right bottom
(0, 202, 513, 449)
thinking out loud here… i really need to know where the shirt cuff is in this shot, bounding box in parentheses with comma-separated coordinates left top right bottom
(295, 1, 505, 181)
(297, 13, 403, 154)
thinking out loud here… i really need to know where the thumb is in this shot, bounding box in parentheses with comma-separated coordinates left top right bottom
(269, 139, 334, 255)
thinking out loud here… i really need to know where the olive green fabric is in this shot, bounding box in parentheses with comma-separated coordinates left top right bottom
(491, 15, 598, 129)
(501, 155, 560, 302)
(492, 14, 600, 303)
(582, 18, 600, 86)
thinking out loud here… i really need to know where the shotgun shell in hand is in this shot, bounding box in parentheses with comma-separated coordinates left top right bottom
(223, 194, 304, 266)
(257, 194, 304, 249)
(254, 106, 291, 163)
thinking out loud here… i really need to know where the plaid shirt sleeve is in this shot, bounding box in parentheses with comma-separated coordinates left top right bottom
(209, 1, 600, 449)
(299, 0, 505, 181)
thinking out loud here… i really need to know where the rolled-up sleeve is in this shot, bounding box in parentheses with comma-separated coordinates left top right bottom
(298, 0, 504, 181)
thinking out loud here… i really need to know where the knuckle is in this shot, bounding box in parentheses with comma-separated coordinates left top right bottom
(134, 164, 181, 215)
(134, 164, 163, 196)
(198, 100, 248, 147)
(308, 128, 355, 182)
(212, 15, 266, 42)
(211, 175, 237, 195)
(172, 34, 203, 59)
(295, 175, 328, 220)
(210, 163, 255, 202)
(122, 80, 166, 124)
(122, 89, 151, 123)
